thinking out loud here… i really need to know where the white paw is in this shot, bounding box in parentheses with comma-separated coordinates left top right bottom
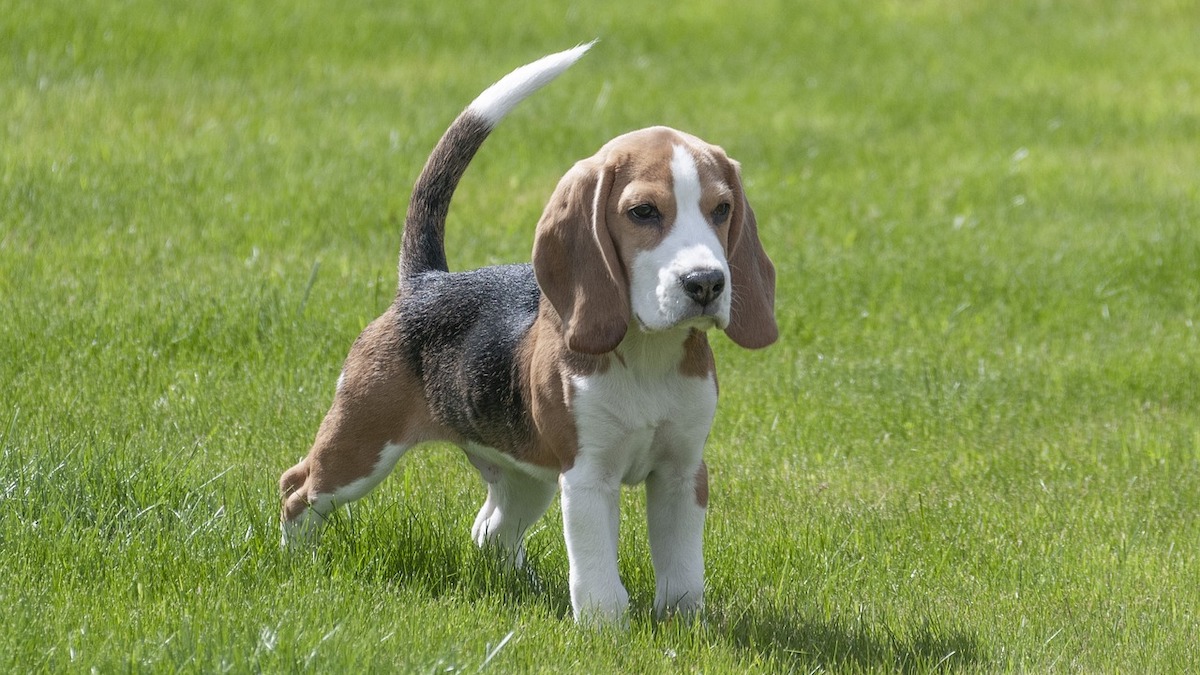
(655, 589, 704, 620)
(471, 511, 526, 567)
(572, 580, 630, 627)
(471, 503, 496, 545)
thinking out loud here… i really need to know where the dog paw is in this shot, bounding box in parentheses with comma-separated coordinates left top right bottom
(571, 581, 630, 627)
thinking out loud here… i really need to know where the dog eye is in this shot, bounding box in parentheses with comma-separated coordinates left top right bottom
(711, 202, 731, 223)
(629, 204, 661, 223)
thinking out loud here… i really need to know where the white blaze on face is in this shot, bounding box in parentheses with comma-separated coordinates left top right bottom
(630, 144, 731, 332)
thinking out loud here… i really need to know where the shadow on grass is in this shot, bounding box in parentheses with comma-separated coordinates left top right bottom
(316, 503, 573, 615)
(717, 604, 985, 672)
(308, 505, 983, 670)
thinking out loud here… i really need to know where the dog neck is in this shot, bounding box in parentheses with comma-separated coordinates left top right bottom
(605, 323, 712, 380)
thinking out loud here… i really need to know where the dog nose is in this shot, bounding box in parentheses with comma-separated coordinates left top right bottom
(681, 269, 726, 306)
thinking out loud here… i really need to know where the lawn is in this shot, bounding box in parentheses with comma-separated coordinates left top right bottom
(2, 0, 1198, 671)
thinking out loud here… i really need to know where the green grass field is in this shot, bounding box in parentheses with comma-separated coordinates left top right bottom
(3, 0, 1198, 671)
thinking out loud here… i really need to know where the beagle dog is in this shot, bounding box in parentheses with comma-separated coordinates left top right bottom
(279, 43, 776, 624)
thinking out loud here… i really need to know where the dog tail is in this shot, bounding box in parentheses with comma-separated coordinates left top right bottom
(398, 42, 594, 282)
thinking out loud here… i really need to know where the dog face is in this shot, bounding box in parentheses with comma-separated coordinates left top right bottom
(615, 140, 734, 333)
(533, 126, 777, 354)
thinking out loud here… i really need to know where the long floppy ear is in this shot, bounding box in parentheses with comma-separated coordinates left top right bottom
(532, 159, 630, 354)
(724, 161, 778, 349)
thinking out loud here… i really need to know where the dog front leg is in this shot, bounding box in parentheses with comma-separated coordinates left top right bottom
(560, 462, 627, 625)
(646, 460, 707, 618)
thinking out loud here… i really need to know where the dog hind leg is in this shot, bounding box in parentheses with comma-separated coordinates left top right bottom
(279, 311, 434, 546)
(280, 433, 411, 546)
(467, 456, 556, 566)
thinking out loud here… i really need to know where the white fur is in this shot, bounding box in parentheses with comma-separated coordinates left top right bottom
(463, 443, 558, 565)
(462, 441, 560, 485)
(468, 42, 595, 126)
(470, 466, 557, 566)
(646, 465, 707, 615)
(561, 329, 717, 622)
(630, 145, 731, 332)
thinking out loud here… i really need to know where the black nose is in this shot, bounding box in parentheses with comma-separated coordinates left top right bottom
(681, 269, 726, 306)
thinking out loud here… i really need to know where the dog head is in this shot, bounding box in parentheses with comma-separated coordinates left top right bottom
(533, 126, 776, 355)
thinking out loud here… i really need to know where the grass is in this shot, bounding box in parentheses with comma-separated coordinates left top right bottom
(2, 0, 1198, 671)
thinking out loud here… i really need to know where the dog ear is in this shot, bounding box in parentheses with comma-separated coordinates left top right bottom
(723, 160, 778, 349)
(533, 159, 630, 354)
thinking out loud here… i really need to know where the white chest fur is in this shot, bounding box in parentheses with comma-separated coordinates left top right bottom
(569, 333, 718, 485)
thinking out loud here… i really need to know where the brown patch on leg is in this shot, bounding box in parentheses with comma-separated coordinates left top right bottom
(694, 461, 709, 509)
(279, 308, 456, 528)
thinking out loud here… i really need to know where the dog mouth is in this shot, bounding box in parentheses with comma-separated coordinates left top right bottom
(681, 314, 722, 331)
(634, 306, 726, 334)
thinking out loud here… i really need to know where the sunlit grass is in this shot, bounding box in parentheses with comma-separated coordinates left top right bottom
(2, 0, 1198, 671)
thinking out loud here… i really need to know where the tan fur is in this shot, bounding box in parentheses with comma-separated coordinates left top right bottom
(722, 161, 777, 349)
(678, 329, 715, 379)
(516, 298, 609, 472)
(532, 161, 630, 355)
(279, 307, 457, 521)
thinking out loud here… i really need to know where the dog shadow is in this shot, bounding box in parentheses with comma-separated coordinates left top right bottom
(710, 604, 984, 672)
(309, 509, 983, 670)
(378, 550, 983, 670)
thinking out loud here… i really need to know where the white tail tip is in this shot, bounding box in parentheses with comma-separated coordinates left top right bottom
(467, 41, 596, 126)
